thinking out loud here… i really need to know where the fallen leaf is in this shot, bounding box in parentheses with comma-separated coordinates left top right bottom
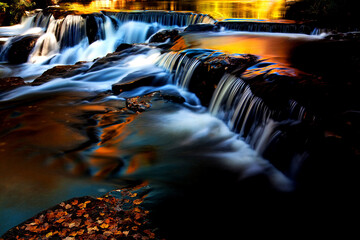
(133, 199, 143, 205)
(130, 192, 137, 198)
(100, 223, 109, 229)
(103, 231, 113, 236)
(63, 237, 75, 240)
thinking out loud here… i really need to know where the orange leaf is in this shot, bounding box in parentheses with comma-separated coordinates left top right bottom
(100, 223, 109, 229)
(133, 199, 143, 205)
(55, 218, 66, 224)
(71, 200, 78, 205)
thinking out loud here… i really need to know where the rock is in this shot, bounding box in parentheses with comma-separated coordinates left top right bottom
(115, 43, 134, 52)
(6, 35, 39, 64)
(240, 61, 304, 110)
(184, 24, 219, 32)
(32, 63, 88, 86)
(85, 14, 105, 45)
(112, 68, 168, 95)
(125, 91, 185, 112)
(88, 46, 146, 72)
(0, 77, 27, 92)
(148, 29, 180, 43)
(189, 54, 259, 106)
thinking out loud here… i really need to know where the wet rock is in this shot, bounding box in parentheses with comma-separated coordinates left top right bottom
(148, 29, 180, 43)
(158, 89, 185, 104)
(184, 24, 219, 32)
(112, 68, 168, 95)
(126, 93, 154, 112)
(88, 46, 147, 72)
(125, 91, 185, 112)
(0, 77, 27, 92)
(32, 63, 88, 86)
(85, 14, 106, 45)
(240, 61, 305, 110)
(6, 35, 39, 64)
(190, 54, 259, 106)
(115, 43, 134, 52)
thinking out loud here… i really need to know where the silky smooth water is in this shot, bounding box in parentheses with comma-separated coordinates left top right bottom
(0, 6, 322, 235)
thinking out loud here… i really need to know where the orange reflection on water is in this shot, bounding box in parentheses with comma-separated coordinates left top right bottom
(89, 113, 137, 177)
(173, 32, 315, 64)
(65, 0, 287, 20)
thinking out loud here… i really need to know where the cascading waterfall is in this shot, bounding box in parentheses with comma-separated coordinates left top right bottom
(156, 49, 222, 88)
(156, 49, 311, 166)
(208, 73, 311, 167)
(209, 74, 274, 152)
(0, 10, 215, 69)
(105, 11, 215, 27)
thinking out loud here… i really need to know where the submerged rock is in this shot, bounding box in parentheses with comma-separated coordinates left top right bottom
(0, 77, 27, 92)
(125, 91, 185, 112)
(32, 63, 88, 86)
(112, 68, 169, 95)
(6, 35, 39, 64)
(115, 43, 134, 52)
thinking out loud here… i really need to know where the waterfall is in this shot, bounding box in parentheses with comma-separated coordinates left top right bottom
(156, 49, 222, 88)
(155, 47, 312, 171)
(104, 11, 215, 27)
(1, 10, 215, 67)
(209, 74, 273, 151)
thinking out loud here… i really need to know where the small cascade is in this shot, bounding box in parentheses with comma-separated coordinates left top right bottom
(31, 11, 52, 30)
(209, 74, 273, 149)
(156, 49, 221, 88)
(208, 73, 313, 175)
(105, 11, 215, 27)
(1, 10, 216, 68)
(58, 15, 87, 49)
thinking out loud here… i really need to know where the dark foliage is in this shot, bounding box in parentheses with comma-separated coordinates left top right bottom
(286, 0, 360, 30)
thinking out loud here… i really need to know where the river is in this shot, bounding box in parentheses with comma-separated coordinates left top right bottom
(0, 0, 357, 238)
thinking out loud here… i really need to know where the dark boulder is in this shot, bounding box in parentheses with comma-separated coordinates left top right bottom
(88, 46, 147, 72)
(6, 35, 39, 64)
(0, 77, 27, 92)
(32, 63, 88, 86)
(85, 14, 106, 45)
(125, 91, 185, 112)
(184, 24, 219, 32)
(240, 61, 306, 110)
(115, 43, 134, 52)
(189, 54, 259, 106)
(112, 68, 168, 95)
(148, 29, 180, 43)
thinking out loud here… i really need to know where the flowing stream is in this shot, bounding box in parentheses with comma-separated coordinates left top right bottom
(0, 5, 339, 236)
